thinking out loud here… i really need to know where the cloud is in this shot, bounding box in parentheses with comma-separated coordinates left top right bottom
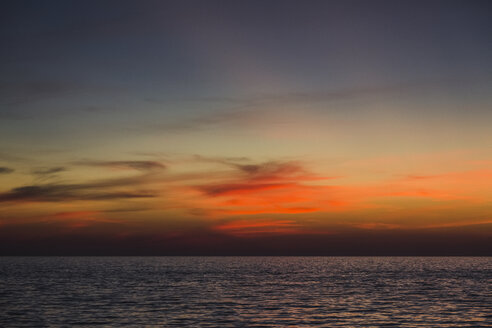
(190, 154, 251, 166)
(32, 166, 66, 176)
(195, 160, 333, 197)
(0, 167, 14, 174)
(402, 169, 492, 182)
(197, 182, 295, 197)
(193, 156, 328, 181)
(217, 207, 321, 216)
(186, 156, 492, 226)
(1, 157, 170, 203)
(184, 75, 492, 107)
(0, 169, 159, 203)
(75, 160, 166, 171)
(138, 75, 492, 134)
(144, 110, 257, 133)
(404, 175, 440, 180)
(214, 219, 302, 236)
(0, 184, 155, 202)
(29, 166, 67, 182)
(188, 159, 344, 220)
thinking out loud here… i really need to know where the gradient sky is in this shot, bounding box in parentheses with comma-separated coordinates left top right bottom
(1, 0, 491, 255)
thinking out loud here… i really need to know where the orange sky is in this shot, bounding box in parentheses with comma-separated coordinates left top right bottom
(1, 1, 491, 254)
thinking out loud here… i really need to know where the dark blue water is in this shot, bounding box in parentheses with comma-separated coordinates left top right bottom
(0, 257, 490, 327)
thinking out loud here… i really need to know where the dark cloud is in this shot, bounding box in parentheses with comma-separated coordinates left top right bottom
(233, 161, 306, 180)
(30, 166, 67, 183)
(0, 171, 158, 203)
(0, 167, 14, 174)
(191, 154, 251, 165)
(206, 158, 315, 182)
(191, 155, 305, 179)
(0, 184, 155, 202)
(32, 167, 66, 175)
(197, 182, 294, 197)
(234, 164, 261, 174)
(102, 207, 150, 213)
(76, 160, 166, 171)
(194, 159, 328, 197)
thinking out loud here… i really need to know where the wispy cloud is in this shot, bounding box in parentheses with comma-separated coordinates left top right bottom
(144, 110, 257, 133)
(0, 156, 169, 203)
(197, 182, 296, 197)
(0, 167, 14, 174)
(160, 75, 492, 111)
(187, 159, 342, 219)
(214, 219, 303, 236)
(0, 168, 159, 203)
(32, 167, 66, 175)
(30, 166, 67, 183)
(195, 160, 334, 197)
(138, 75, 492, 134)
(0, 183, 155, 202)
(75, 160, 166, 171)
(402, 169, 492, 182)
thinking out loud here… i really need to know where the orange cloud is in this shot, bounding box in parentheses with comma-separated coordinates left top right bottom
(217, 206, 321, 216)
(354, 223, 402, 230)
(53, 211, 100, 219)
(403, 169, 492, 182)
(196, 182, 296, 196)
(214, 219, 302, 235)
(6, 154, 489, 240)
(50, 210, 118, 229)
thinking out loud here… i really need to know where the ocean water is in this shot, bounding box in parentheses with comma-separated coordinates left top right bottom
(0, 257, 490, 327)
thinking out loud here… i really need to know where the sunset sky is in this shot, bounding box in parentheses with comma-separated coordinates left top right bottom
(1, 0, 491, 255)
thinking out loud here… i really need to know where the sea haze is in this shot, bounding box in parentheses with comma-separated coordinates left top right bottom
(0, 257, 490, 327)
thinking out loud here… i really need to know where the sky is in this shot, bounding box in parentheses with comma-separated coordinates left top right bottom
(1, 0, 491, 255)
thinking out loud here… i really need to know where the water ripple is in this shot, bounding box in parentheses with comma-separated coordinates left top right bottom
(0, 257, 490, 327)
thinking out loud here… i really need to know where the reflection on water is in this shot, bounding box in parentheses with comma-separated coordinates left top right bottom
(0, 257, 490, 327)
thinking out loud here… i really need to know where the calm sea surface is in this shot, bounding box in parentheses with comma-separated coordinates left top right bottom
(0, 257, 490, 327)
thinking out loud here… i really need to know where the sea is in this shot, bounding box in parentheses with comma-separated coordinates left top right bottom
(0, 257, 490, 327)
